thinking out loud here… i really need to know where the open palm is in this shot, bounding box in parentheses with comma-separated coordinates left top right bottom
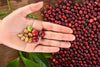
(0, 2, 75, 53)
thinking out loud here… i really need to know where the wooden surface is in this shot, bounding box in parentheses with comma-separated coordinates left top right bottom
(0, 0, 57, 67)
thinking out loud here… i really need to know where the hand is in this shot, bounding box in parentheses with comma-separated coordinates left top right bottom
(0, 2, 75, 53)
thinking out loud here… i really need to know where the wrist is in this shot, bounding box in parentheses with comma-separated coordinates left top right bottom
(0, 20, 3, 44)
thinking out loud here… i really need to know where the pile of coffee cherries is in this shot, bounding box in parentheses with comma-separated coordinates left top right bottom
(18, 25, 45, 43)
(41, 0, 100, 67)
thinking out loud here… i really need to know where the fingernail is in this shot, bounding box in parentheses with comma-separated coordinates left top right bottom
(67, 42, 71, 48)
(72, 35, 76, 40)
(55, 48, 60, 52)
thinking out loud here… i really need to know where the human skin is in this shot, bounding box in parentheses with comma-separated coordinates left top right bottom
(0, 2, 75, 53)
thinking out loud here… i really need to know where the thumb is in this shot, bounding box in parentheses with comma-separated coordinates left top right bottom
(17, 2, 43, 17)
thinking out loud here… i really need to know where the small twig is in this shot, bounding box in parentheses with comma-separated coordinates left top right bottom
(7, 0, 12, 12)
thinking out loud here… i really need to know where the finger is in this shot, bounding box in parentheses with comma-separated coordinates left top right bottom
(25, 19, 42, 31)
(39, 39, 71, 48)
(32, 20, 43, 31)
(44, 31, 75, 41)
(42, 21, 73, 33)
(17, 2, 43, 16)
(33, 45, 60, 53)
(24, 43, 37, 52)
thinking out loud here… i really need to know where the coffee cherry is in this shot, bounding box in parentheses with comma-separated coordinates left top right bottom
(39, 31, 45, 38)
(27, 25, 33, 32)
(25, 37, 29, 42)
(21, 36, 25, 41)
(28, 33, 33, 37)
(24, 29, 28, 33)
(24, 34, 28, 37)
(33, 37, 39, 42)
(18, 33, 23, 38)
(58, 0, 61, 3)
(89, 19, 94, 23)
(79, 10, 83, 14)
(32, 30, 38, 36)
(28, 38, 33, 43)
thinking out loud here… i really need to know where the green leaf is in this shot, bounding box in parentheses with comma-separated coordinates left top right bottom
(22, 52, 33, 61)
(42, 53, 52, 58)
(21, 56, 41, 67)
(18, 51, 40, 67)
(0, 12, 7, 18)
(27, 14, 38, 20)
(6, 57, 19, 67)
(0, 15, 5, 19)
(0, 16, 3, 18)
(0, 12, 7, 16)
(30, 53, 50, 67)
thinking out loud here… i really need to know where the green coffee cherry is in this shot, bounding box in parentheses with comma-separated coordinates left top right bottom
(27, 25, 33, 32)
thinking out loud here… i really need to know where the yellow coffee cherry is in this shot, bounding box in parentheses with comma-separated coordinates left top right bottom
(24, 29, 28, 33)
(28, 38, 33, 43)
(25, 37, 29, 42)
(18, 33, 23, 38)
(21, 36, 25, 41)
(28, 33, 33, 37)
(24, 34, 28, 37)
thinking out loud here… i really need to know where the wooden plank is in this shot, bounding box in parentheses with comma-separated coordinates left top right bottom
(0, 44, 18, 67)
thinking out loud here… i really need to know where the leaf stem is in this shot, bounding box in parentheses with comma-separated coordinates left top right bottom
(18, 51, 23, 57)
